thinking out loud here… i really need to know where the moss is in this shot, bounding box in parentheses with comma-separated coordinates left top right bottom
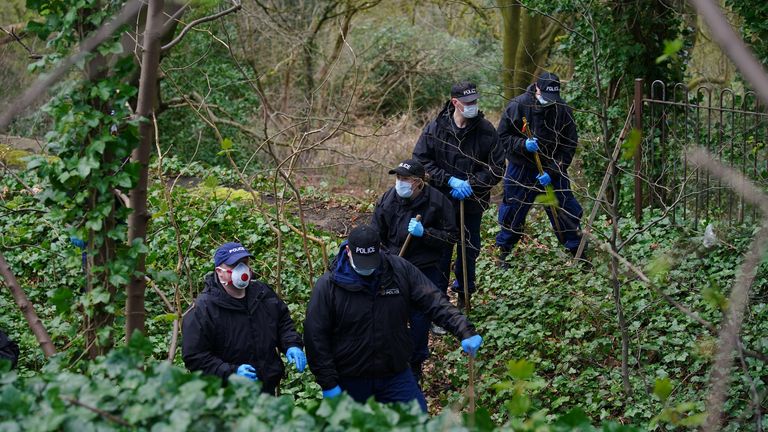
(0, 144, 33, 168)
(191, 185, 255, 202)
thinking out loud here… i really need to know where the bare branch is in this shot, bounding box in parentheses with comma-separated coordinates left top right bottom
(160, 1, 242, 52)
(684, 148, 768, 431)
(0, 252, 56, 357)
(687, 147, 768, 215)
(0, 26, 39, 58)
(63, 397, 130, 426)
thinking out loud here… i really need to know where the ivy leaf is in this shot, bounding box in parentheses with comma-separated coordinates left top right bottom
(50, 287, 74, 314)
(85, 218, 103, 232)
(220, 137, 233, 151)
(152, 313, 178, 323)
(679, 412, 707, 426)
(653, 377, 673, 402)
(534, 187, 558, 207)
(506, 359, 534, 380)
(621, 128, 642, 160)
(656, 38, 684, 64)
(506, 393, 530, 416)
(702, 282, 728, 311)
(77, 156, 98, 178)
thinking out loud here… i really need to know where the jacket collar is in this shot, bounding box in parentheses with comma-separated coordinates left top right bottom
(331, 241, 395, 292)
(202, 272, 264, 311)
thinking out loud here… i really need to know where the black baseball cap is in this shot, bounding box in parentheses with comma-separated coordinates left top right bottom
(388, 158, 425, 179)
(450, 81, 479, 103)
(347, 225, 381, 270)
(214, 242, 253, 267)
(536, 71, 562, 101)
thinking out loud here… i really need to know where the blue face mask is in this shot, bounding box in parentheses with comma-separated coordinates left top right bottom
(462, 103, 479, 118)
(349, 255, 376, 276)
(395, 179, 413, 198)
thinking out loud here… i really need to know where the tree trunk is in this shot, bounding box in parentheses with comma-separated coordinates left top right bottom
(512, 10, 541, 93)
(127, 0, 164, 339)
(499, 0, 521, 100)
(0, 253, 56, 357)
(81, 3, 118, 359)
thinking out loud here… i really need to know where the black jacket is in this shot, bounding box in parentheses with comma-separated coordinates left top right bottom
(498, 84, 579, 172)
(371, 184, 457, 269)
(413, 101, 505, 214)
(0, 330, 19, 369)
(182, 273, 303, 390)
(304, 244, 477, 390)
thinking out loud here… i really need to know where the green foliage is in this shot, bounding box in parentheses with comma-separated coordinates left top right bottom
(157, 24, 262, 165)
(727, 0, 768, 65)
(424, 208, 766, 429)
(21, 0, 144, 350)
(350, 17, 504, 116)
(655, 39, 685, 64)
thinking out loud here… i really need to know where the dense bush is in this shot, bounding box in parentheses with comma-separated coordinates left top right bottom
(348, 17, 504, 118)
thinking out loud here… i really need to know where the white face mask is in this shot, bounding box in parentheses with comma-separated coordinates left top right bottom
(461, 103, 479, 118)
(537, 94, 554, 107)
(230, 262, 251, 289)
(349, 255, 376, 276)
(395, 179, 413, 198)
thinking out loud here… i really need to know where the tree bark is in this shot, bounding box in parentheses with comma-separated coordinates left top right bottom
(81, 3, 118, 359)
(512, 10, 541, 93)
(126, 0, 164, 339)
(0, 253, 56, 357)
(499, 0, 521, 100)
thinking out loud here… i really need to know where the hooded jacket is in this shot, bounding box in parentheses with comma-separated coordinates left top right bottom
(182, 273, 303, 391)
(0, 330, 19, 369)
(413, 101, 505, 214)
(371, 184, 458, 269)
(498, 84, 579, 173)
(304, 243, 477, 391)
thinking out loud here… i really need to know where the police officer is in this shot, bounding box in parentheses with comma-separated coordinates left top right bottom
(495, 71, 584, 264)
(412, 81, 505, 305)
(371, 158, 458, 380)
(182, 242, 307, 395)
(304, 225, 482, 412)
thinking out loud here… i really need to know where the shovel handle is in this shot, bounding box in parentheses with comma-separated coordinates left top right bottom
(398, 214, 422, 257)
(523, 117, 562, 236)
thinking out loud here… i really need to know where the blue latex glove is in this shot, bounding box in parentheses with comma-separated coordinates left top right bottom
(448, 177, 473, 200)
(236, 364, 258, 381)
(536, 172, 551, 186)
(286, 346, 306, 372)
(450, 188, 466, 200)
(525, 137, 539, 152)
(322, 385, 342, 398)
(408, 218, 424, 237)
(461, 335, 483, 358)
(448, 176, 463, 189)
(70, 236, 86, 249)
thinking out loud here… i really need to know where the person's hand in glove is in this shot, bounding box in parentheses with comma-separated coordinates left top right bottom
(286, 346, 306, 372)
(448, 177, 473, 200)
(461, 334, 483, 358)
(236, 364, 258, 381)
(408, 218, 424, 237)
(525, 137, 539, 153)
(70, 236, 86, 249)
(322, 385, 342, 398)
(536, 172, 551, 186)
